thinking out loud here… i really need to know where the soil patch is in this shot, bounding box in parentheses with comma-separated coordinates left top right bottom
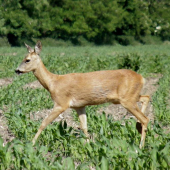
(0, 52, 17, 56)
(0, 108, 15, 146)
(23, 81, 43, 89)
(30, 108, 79, 129)
(0, 78, 15, 145)
(0, 78, 13, 87)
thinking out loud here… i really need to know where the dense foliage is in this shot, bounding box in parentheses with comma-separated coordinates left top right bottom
(0, 0, 170, 46)
(0, 45, 170, 169)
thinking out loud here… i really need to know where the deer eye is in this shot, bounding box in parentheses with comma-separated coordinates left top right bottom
(25, 59, 30, 63)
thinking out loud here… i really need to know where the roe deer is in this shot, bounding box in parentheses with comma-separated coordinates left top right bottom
(15, 41, 150, 148)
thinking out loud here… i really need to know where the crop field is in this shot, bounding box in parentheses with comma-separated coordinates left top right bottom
(0, 45, 170, 169)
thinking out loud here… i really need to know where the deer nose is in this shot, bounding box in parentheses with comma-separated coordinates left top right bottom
(15, 69, 19, 74)
(15, 69, 23, 74)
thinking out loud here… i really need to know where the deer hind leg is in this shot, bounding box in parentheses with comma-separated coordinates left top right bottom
(136, 95, 150, 134)
(121, 101, 149, 148)
(32, 106, 65, 145)
(139, 95, 150, 115)
(75, 107, 89, 140)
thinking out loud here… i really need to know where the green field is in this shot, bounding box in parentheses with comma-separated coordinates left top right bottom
(0, 45, 170, 169)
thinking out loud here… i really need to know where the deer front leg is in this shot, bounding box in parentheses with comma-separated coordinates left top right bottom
(32, 106, 65, 145)
(75, 107, 89, 139)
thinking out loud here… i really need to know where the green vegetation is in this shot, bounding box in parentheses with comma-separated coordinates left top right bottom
(0, 45, 170, 169)
(0, 0, 170, 46)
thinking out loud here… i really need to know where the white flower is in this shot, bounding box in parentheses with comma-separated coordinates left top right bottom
(156, 26, 161, 30)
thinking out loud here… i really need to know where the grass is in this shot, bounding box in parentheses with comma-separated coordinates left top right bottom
(0, 45, 170, 169)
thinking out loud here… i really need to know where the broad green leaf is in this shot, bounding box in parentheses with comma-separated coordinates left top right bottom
(101, 156, 108, 170)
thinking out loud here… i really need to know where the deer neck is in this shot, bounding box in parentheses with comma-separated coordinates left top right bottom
(33, 60, 55, 91)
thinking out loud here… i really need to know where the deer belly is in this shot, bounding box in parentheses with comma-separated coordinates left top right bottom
(69, 90, 113, 108)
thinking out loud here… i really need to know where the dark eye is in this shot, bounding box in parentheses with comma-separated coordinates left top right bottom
(25, 59, 30, 63)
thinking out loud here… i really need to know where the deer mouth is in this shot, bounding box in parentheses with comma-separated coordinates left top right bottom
(15, 69, 24, 75)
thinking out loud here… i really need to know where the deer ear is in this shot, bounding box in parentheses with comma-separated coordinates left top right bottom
(34, 41, 42, 55)
(24, 43, 34, 53)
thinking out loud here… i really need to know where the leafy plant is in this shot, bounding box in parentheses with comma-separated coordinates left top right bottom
(117, 53, 141, 72)
(0, 45, 170, 169)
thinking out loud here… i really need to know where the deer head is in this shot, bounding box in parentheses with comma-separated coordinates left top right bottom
(15, 41, 42, 74)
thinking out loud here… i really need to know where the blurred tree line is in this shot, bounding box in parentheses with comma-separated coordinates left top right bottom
(0, 0, 170, 46)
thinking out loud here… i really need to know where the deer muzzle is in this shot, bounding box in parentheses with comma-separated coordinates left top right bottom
(15, 69, 24, 75)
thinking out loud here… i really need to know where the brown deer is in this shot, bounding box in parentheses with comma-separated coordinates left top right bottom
(15, 41, 150, 148)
